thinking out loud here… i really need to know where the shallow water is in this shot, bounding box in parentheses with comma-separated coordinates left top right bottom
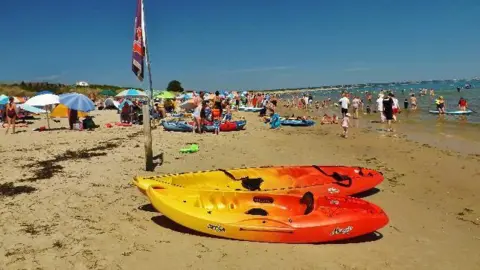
(286, 81, 480, 124)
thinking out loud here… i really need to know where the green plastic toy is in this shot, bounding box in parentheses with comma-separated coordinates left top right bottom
(180, 144, 199, 153)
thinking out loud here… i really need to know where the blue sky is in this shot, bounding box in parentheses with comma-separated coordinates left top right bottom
(1, 0, 479, 90)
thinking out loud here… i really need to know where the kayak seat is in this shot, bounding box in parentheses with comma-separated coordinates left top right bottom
(245, 208, 269, 216)
(241, 177, 264, 191)
(332, 172, 351, 182)
(300, 192, 314, 215)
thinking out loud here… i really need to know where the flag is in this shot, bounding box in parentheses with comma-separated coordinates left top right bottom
(132, 0, 146, 81)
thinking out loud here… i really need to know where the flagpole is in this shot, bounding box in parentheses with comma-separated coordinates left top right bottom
(141, 0, 154, 103)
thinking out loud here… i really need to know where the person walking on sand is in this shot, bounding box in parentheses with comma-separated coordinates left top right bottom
(338, 93, 350, 118)
(4, 97, 17, 134)
(383, 93, 395, 132)
(341, 113, 350, 138)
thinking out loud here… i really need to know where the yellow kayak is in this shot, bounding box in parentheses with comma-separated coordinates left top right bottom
(133, 166, 384, 197)
(146, 184, 389, 243)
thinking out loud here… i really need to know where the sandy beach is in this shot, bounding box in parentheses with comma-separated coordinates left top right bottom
(1, 108, 479, 270)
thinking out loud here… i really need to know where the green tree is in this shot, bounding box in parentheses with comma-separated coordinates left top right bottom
(166, 80, 184, 92)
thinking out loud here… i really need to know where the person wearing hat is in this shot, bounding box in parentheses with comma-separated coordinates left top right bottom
(341, 112, 351, 138)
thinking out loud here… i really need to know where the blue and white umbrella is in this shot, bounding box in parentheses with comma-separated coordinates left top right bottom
(18, 104, 47, 114)
(116, 89, 148, 98)
(59, 93, 96, 112)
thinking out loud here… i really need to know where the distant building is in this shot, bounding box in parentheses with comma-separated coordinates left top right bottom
(76, 81, 89, 87)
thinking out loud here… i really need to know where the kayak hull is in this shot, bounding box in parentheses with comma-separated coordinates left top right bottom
(134, 165, 384, 197)
(146, 185, 389, 243)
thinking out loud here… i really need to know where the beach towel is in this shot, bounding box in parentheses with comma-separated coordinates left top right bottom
(270, 113, 281, 129)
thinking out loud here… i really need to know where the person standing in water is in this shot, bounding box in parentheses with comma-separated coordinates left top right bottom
(435, 96, 446, 114)
(4, 97, 17, 134)
(410, 94, 417, 111)
(338, 93, 350, 118)
(351, 96, 361, 119)
(376, 94, 385, 122)
(391, 94, 400, 122)
(383, 93, 394, 132)
(458, 97, 468, 111)
(404, 98, 409, 110)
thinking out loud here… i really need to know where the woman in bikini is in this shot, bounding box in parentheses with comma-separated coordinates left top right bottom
(5, 97, 17, 134)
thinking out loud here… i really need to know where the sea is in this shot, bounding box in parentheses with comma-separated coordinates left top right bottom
(303, 80, 480, 124)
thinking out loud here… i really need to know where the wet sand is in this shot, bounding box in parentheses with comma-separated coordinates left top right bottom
(1, 109, 479, 270)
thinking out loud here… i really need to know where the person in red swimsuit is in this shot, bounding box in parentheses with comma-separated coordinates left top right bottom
(5, 97, 17, 134)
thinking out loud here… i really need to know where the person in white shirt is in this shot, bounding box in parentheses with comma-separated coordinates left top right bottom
(338, 94, 350, 118)
(376, 95, 385, 122)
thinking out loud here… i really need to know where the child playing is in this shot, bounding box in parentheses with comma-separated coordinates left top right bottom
(211, 104, 222, 135)
(341, 113, 350, 138)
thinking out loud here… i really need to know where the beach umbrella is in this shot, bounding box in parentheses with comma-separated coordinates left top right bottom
(25, 94, 59, 107)
(154, 91, 176, 99)
(99, 89, 117, 96)
(0, 95, 21, 105)
(17, 104, 47, 114)
(59, 93, 96, 112)
(35, 90, 54, 96)
(25, 94, 60, 129)
(0, 95, 8, 105)
(116, 89, 148, 98)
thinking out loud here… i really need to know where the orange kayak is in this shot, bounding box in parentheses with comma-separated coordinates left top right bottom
(147, 185, 389, 243)
(134, 165, 383, 197)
